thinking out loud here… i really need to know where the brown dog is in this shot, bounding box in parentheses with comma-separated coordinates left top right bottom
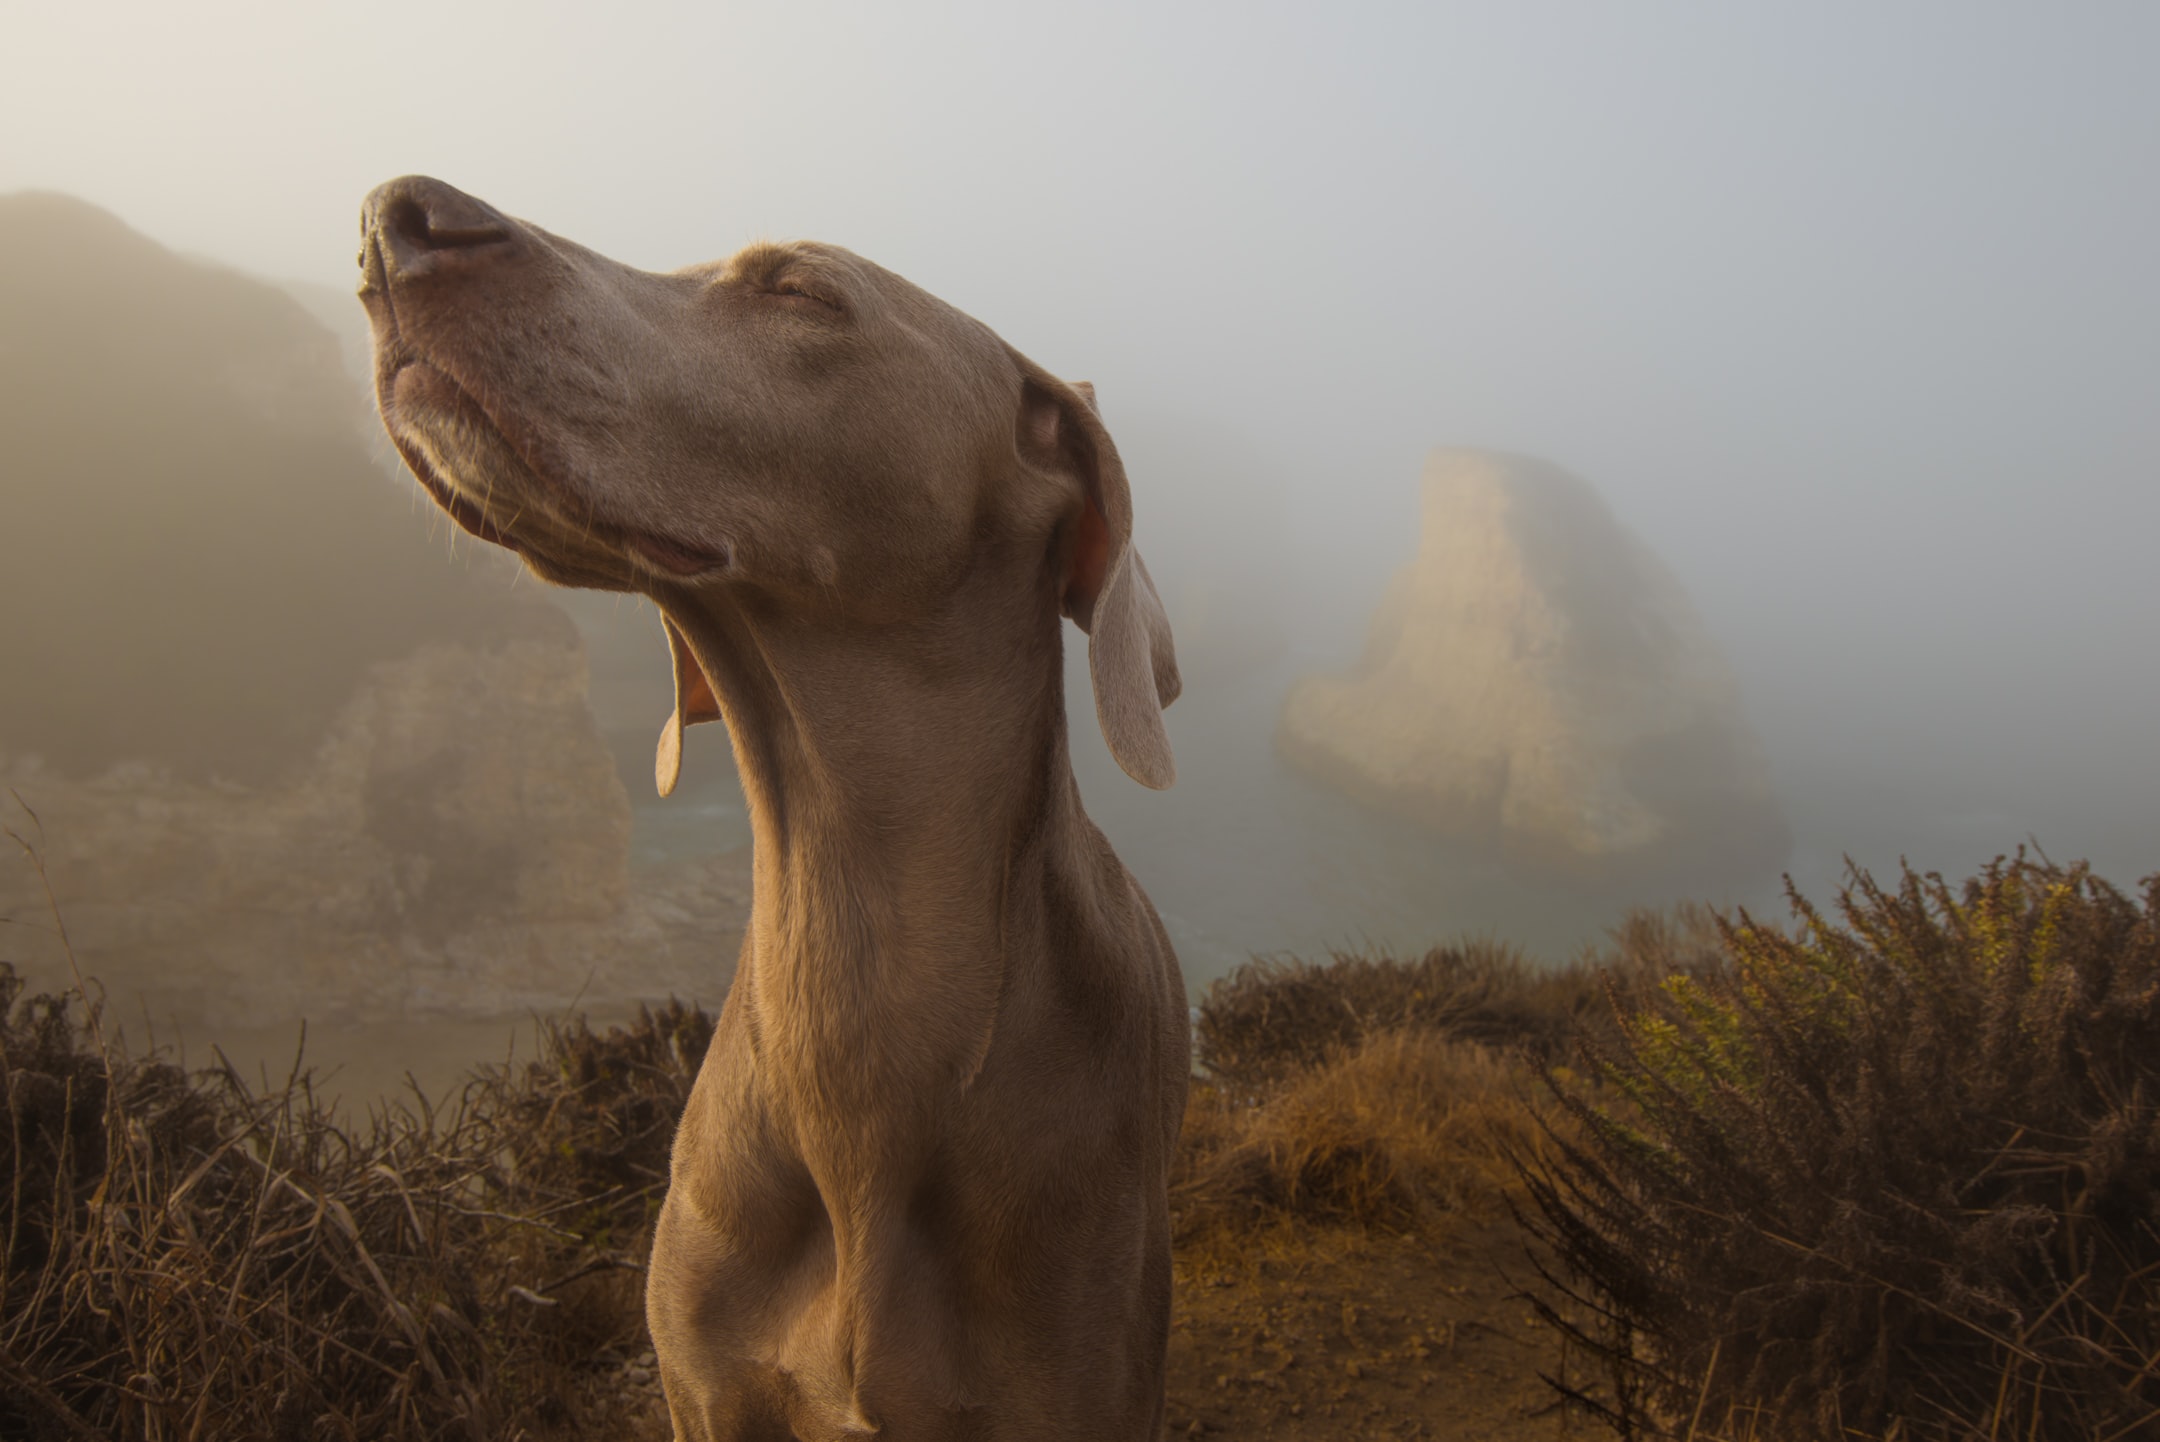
(358, 177, 1187, 1441)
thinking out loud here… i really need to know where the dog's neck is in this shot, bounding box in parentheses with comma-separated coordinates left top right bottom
(657, 572, 1082, 1102)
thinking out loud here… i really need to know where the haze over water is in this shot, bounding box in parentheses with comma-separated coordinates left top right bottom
(5, 3, 2158, 1092)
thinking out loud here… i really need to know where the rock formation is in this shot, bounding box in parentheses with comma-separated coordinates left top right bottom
(2, 641, 637, 1025)
(0, 191, 561, 786)
(1279, 450, 1786, 875)
(0, 193, 748, 1025)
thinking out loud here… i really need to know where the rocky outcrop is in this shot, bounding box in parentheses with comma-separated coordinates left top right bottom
(0, 193, 749, 1025)
(6, 641, 596, 1024)
(0, 190, 561, 787)
(1279, 450, 1786, 874)
(0, 636, 754, 1026)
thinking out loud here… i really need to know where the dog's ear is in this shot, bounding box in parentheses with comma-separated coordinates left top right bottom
(656, 614, 723, 798)
(1013, 356, 1180, 789)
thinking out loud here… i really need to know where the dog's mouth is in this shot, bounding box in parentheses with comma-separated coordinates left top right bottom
(375, 361, 515, 548)
(369, 342, 730, 581)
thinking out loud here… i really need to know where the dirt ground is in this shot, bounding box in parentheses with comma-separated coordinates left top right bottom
(1165, 1219, 1578, 1441)
(591, 1217, 1584, 1440)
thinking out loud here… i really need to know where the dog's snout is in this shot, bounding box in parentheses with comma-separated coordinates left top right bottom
(360, 176, 516, 283)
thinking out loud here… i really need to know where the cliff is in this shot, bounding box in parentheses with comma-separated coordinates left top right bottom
(0, 193, 742, 1024)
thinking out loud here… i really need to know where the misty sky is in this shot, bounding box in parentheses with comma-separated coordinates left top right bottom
(8, 1, 2159, 891)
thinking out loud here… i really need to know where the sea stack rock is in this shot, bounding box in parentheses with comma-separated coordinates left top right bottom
(1278, 449, 1786, 876)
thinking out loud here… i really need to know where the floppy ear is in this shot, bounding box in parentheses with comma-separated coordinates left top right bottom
(655, 614, 723, 798)
(1013, 355, 1180, 789)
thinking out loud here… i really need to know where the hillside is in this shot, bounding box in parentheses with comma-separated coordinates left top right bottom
(0, 194, 758, 1031)
(0, 191, 560, 786)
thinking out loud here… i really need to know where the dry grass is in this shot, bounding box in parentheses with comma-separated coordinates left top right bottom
(0, 957, 701, 1442)
(0, 793, 702, 1442)
(1174, 935, 1621, 1272)
(1193, 909, 1728, 1105)
(1193, 940, 1595, 1098)
(1172, 917, 1733, 1254)
(0, 795, 708, 1442)
(1175, 1029, 1558, 1249)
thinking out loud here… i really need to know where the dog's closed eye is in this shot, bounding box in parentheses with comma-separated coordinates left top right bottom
(770, 277, 842, 312)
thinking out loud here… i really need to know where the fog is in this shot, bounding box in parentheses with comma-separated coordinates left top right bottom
(5, 3, 2158, 1088)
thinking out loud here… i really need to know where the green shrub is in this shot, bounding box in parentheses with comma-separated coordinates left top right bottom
(1522, 855, 2160, 1440)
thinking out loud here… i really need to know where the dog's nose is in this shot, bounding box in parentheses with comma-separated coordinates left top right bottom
(360, 176, 517, 283)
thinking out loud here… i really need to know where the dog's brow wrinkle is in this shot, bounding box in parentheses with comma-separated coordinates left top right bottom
(726, 240, 797, 283)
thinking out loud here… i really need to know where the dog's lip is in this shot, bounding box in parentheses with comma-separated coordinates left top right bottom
(375, 358, 516, 548)
(376, 350, 732, 578)
(379, 344, 558, 520)
(413, 454, 511, 548)
(378, 395, 514, 549)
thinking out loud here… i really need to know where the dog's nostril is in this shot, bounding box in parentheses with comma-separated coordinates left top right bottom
(384, 196, 433, 249)
(384, 193, 508, 254)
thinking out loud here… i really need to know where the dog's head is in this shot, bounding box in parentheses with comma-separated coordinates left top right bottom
(357, 176, 1177, 791)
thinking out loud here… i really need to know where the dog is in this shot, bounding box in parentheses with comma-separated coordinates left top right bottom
(359, 176, 1187, 1441)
